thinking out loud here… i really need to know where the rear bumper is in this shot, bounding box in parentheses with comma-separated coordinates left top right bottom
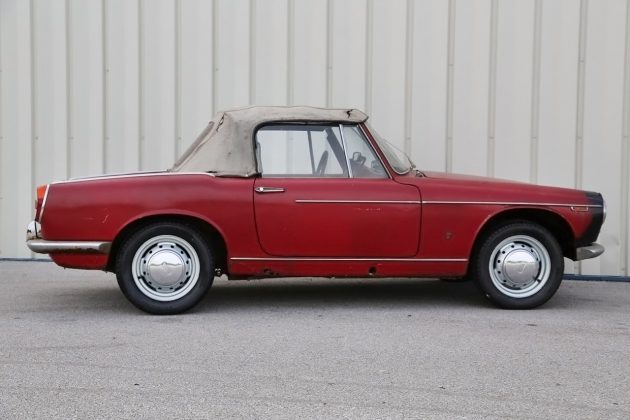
(26, 221, 112, 255)
(575, 243, 604, 261)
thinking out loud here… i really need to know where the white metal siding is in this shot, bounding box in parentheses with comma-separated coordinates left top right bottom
(1, 0, 629, 276)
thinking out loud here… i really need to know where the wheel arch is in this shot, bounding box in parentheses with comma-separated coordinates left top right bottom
(470, 208, 576, 263)
(106, 214, 228, 275)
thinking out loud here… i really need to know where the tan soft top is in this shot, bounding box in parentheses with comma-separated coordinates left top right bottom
(171, 105, 369, 176)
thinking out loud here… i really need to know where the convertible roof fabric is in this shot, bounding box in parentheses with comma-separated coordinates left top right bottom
(171, 105, 369, 176)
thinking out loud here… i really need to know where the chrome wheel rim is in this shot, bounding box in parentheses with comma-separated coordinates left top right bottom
(488, 235, 551, 298)
(131, 235, 200, 302)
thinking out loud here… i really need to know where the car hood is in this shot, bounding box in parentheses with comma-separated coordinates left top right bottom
(421, 170, 525, 185)
(401, 170, 597, 205)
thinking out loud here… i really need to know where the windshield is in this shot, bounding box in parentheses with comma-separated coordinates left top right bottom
(366, 123, 414, 175)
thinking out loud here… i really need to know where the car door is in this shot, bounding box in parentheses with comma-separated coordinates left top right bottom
(253, 123, 421, 258)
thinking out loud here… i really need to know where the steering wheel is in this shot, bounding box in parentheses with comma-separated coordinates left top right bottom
(316, 151, 329, 176)
(351, 151, 366, 166)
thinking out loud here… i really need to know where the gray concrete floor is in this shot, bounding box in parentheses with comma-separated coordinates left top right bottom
(1, 260, 629, 419)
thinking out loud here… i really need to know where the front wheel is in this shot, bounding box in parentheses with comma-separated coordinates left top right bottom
(471, 222, 564, 309)
(115, 222, 214, 314)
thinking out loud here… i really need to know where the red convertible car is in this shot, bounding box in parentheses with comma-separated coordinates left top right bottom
(26, 106, 605, 314)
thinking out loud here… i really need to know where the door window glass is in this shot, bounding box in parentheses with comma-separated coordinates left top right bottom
(256, 125, 348, 177)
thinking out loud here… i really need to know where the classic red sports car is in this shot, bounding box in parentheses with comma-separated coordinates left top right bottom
(26, 106, 605, 314)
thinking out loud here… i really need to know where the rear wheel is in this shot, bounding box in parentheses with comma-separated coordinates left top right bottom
(115, 222, 214, 314)
(471, 222, 564, 309)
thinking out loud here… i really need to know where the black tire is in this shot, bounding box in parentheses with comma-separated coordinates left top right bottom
(470, 221, 564, 309)
(115, 222, 214, 314)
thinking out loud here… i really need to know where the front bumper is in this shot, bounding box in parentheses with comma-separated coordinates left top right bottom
(575, 243, 604, 261)
(26, 221, 112, 255)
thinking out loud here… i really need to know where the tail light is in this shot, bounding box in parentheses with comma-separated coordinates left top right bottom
(34, 184, 49, 221)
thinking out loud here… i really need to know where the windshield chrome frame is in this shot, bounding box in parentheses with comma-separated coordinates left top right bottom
(338, 124, 354, 178)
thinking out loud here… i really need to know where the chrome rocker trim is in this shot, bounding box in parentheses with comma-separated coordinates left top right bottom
(575, 243, 605, 261)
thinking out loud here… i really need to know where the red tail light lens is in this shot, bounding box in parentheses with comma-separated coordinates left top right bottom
(35, 184, 48, 221)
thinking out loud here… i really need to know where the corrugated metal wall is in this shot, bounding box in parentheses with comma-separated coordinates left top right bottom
(1, 0, 629, 276)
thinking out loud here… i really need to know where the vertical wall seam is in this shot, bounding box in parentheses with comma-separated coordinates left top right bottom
(445, 0, 455, 173)
(326, 0, 334, 107)
(138, 0, 144, 170)
(28, 0, 37, 258)
(249, 0, 256, 104)
(403, 0, 414, 156)
(575, 0, 588, 274)
(102, 0, 109, 173)
(530, 0, 542, 183)
(212, 0, 218, 112)
(174, 0, 181, 159)
(286, 0, 294, 106)
(286, 0, 295, 171)
(575, 0, 587, 190)
(0, 5, 2, 144)
(363, 0, 373, 113)
(620, 0, 630, 275)
(0, 7, 2, 141)
(0, 1, 3, 254)
(29, 1, 37, 184)
(65, 0, 72, 179)
(29, 0, 37, 182)
(487, 0, 498, 177)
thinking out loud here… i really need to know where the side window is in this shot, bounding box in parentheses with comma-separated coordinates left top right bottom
(342, 125, 388, 178)
(256, 124, 348, 177)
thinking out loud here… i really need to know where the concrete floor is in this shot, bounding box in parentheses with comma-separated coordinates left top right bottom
(1, 260, 629, 419)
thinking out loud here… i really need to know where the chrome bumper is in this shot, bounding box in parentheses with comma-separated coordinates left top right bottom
(575, 243, 605, 261)
(26, 220, 41, 241)
(26, 221, 111, 255)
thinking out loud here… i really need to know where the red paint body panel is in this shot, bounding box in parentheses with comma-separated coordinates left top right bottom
(253, 178, 421, 257)
(51, 253, 109, 270)
(41, 173, 260, 259)
(395, 173, 595, 259)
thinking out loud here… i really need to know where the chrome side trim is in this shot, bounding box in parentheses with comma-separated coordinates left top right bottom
(26, 239, 112, 255)
(422, 200, 603, 208)
(39, 184, 50, 222)
(295, 199, 422, 204)
(575, 243, 605, 261)
(339, 123, 354, 178)
(295, 199, 603, 208)
(53, 171, 216, 185)
(231, 257, 467, 262)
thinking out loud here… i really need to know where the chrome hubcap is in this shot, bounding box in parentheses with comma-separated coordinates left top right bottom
(132, 235, 200, 302)
(489, 235, 551, 298)
(145, 250, 185, 288)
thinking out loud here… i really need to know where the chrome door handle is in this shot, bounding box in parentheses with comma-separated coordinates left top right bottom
(254, 186, 285, 193)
